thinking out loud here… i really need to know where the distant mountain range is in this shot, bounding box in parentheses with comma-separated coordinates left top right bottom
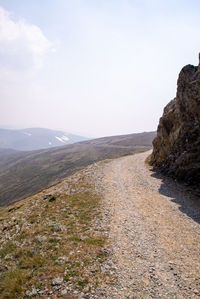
(0, 128, 88, 151)
(0, 131, 156, 206)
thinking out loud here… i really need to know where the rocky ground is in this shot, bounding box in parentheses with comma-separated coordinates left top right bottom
(98, 151, 200, 298)
(0, 150, 200, 298)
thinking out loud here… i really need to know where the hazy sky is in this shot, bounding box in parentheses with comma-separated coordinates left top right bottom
(0, 0, 200, 137)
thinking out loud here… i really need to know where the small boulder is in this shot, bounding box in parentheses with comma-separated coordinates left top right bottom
(51, 277, 63, 286)
(26, 287, 39, 297)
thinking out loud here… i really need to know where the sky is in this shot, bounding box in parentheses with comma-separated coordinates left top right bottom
(0, 0, 200, 137)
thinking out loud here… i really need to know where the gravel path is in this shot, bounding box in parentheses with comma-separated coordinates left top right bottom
(100, 151, 200, 298)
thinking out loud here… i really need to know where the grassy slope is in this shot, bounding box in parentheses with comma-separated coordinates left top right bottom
(0, 169, 114, 298)
(0, 132, 155, 206)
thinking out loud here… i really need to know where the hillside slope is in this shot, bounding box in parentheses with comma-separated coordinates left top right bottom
(0, 131, 155, 206)
(0, 164, 114, 298)
(0, 151, 199, 298)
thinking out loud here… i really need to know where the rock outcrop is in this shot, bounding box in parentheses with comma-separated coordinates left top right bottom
(151, 55, 200, 188)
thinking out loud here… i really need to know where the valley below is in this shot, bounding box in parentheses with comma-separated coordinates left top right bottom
(0, 131, 155, 206)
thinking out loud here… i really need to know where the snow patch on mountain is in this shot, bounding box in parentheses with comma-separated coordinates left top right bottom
(55, 136, 69, 143)
(61, 135, 69, 141)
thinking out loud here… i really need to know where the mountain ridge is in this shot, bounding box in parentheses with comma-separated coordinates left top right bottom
(0, 128, 88, 151)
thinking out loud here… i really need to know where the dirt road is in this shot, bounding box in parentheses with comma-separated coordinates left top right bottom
(100, 151, 200, 298)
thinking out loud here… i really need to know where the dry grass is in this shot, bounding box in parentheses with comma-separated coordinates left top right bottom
(0, 173, 114, 298)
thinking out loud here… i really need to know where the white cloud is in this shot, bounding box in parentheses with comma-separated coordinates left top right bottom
(0, 6, 52, 71)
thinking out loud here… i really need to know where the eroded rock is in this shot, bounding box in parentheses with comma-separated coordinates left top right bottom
(151, 55, 200, 189)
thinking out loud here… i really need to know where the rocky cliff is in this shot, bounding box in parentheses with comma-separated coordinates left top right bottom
(151, 55, 200, 188)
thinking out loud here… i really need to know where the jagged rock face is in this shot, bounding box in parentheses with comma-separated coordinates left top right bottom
(151, 63, 200, 187)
